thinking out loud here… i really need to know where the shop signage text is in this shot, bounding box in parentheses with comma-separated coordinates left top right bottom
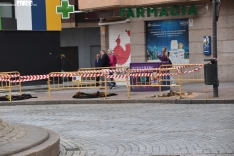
(120, 4, 198, 18)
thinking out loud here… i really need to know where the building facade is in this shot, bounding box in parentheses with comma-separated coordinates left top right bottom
(0, 0, 101, 76)
(78, 0, 234, 81)
(0, 0, 62, 79)
(0, 0, 61, 30)
(60, 0, 101, 69)
(1, 0, 233, 82)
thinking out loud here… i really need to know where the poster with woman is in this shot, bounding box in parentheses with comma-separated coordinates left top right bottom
(146, 19, 189, 64)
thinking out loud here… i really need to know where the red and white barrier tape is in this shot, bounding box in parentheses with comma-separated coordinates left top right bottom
(128, 65, 203, 77)
(0, 74, 20, 79)
(130, 69, 154, 73)
(106, 75, 128, 78)
(0, 79, 10, 82)
(81, 74, 107, 77)
(10, 79, 42, 83)
(0, 58, 217, 82)
(80, 74, 127, 78)
(0, 66, 202, 82)
(77, 69, 126, 74)
(20, 75, 49, 79)
(181, 66, 203, 74)
(175, 64, 202, 69)
(77, 71, 103, 74)
(176, 65, 189, 69)
(102, 69, 127, 73)
(129, 73, 152, 77)
(49, 73, 77, 77)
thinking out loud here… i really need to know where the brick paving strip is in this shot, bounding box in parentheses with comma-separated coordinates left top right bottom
(0, 82, 233, 106)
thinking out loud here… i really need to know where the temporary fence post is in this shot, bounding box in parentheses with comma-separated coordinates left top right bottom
(58, 75, 60, 87)
(78, 80, 80, 92)
(205, 84, 208, 92)
(9, 80, 12, 101)
(179, 71, 182, 99)
(62, 75, 65, 88)
(48, 76, 51, 100)
(159, 69, 162, 92)
(104, 76, 107, 99)
(19, 73, 22, 95)
(126, 73, 130, 98)
(19, 82, 22, 95)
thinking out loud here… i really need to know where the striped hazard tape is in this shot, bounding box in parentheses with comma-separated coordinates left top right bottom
(0, 79, 10, 82)
(102, 69, 127, 73)
(10, 79, 44, 83)
(182, 66, 203, 74)
(128, 65, 203, 77)
(0, 74, 20, 79)
(129, 73, 153, 77)
(77, 71, 103, 74)
(49, 73, 77, 77)
(0, 58, 217, 83)
(20, 75, 49, 79)
(106, 75, 128, 78)
(81, 74, 105, 77)
(6, 65, 204, 82)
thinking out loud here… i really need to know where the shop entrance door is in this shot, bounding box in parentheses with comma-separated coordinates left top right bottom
(61, 46, 79, 72)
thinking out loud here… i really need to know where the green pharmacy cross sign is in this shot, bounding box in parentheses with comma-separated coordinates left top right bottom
(56, 0, 74, 19)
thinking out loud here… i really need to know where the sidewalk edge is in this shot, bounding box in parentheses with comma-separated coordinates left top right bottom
(0, 99, 233, 106)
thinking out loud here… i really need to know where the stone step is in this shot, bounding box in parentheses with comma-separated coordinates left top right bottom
(0, 122, 28, 147)
(0, 123, 60, 156)
(11, 128, 60, 156)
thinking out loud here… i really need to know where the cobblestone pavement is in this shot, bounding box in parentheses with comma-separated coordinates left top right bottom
(0, 104, 234, 156)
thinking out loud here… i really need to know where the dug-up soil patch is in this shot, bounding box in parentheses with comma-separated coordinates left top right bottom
(147, 90, 202, 99)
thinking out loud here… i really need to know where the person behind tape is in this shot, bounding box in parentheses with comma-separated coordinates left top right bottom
(99, 50, 114, 89)
(107, 49, 117, 89)
(158, 46, 175, 85)
(95, 54, 101, 87)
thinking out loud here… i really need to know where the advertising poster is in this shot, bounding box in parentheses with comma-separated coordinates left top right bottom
(203, 36, 211, 56)
(130, 62, 170, 91)
(146, 19, 189, 64)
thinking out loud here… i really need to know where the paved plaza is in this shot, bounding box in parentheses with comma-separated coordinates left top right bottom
(0, 103, 234, 156)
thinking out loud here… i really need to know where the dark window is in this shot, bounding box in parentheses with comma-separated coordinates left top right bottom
(0, 0, 15, 18)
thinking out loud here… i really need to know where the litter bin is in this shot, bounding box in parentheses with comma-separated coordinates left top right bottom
(204, 64, 216, 85)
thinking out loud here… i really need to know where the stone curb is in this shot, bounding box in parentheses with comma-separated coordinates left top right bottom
(0, 124, 49, 156)
(1, 87, 48, 93)
(11, 128, 60, 156)
(0, 99, 233, 106)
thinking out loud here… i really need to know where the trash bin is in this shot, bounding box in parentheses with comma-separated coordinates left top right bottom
(204, 64, 216, 85)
